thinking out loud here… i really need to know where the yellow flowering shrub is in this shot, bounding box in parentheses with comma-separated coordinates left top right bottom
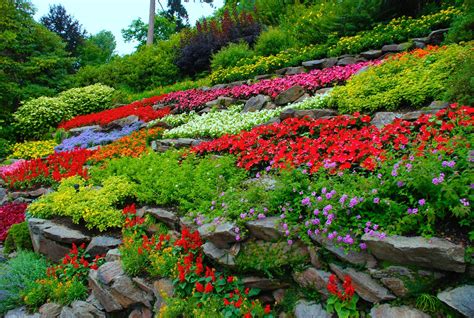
(8, 140, 57, 159)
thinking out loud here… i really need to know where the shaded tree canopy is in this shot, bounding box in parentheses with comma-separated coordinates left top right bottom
(40, 4, 87, 56)
(79, 30, 116, 66)
(0, 0, 73, 117)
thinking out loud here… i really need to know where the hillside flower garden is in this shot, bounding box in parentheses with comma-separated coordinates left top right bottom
(0, 3, 473, 317)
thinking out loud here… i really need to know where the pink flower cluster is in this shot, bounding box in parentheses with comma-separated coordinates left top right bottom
(0, 160, 26, 179)
(163, 62, 373, 111)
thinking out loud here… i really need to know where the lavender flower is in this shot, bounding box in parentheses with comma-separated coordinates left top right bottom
(418, 199, 426, 206)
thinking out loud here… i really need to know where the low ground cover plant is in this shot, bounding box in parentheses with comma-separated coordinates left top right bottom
(55, 122, 143, 152)
(0, 149, 94, 190)
(58, 95, 170, 130)
(88, 127, 163, 163)
(0, 202, 27, 241)
(8, 140, 58, 160)
(0, 251, 49, 314)
(28, 175, 135, 231)
(24, 244, 105, 308)
(162, 62, 369, 112)
(163, 94, 329, 139)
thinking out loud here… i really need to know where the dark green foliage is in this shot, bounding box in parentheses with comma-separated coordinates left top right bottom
(4, 222, 33, 254)
(0, 251, 49, 314)
(211, 41, 255, 70)
(254, 27, 296, 56)
(40, 4, 87, 57)
(73, 37, 180, 92)
(0, 0, 73, 116)
(79, 30, 117, 66)
(235, 241, 309, 278)
(445, 4, 474, 43)
(122, 13, 177, 48)
(443, 53, 474, 105)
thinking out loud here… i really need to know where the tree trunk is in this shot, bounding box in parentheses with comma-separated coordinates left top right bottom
(146, 0, 155, 46)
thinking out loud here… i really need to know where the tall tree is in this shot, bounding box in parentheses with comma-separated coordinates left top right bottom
(122, 13, 177, 48)
(40, 4, 86, 56)
(147, 0, 156, 45)
(79, 30, 116, 66)
(0, 0, 73, 135)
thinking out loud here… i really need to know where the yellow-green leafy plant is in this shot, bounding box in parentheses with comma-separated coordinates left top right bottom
(328, 43, 473, 113)
(8, 140, 57, 159)
(58, 83, 115, 116)
(28, 175, 136, 231)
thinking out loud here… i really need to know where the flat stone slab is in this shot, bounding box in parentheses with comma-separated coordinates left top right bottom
(362, 234, 465, 273)
(438, 285, 474, 317)
(330, 263, 395, 303)
(42, 223, 91, 244)
(294, 300, 330, 318)
(85, 236, 122, 257)
(370, 304, 430, 318)
(245, 216, 284, 241)
(143, 207, 179, 229)
(202, 241, 236, 267)
(198, 222, 241, 249)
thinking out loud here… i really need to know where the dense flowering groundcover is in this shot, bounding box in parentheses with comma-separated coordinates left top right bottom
(8, 140, 58, 160)
(88, 127, 164, 163)
(163, 62, 371, 112)
(192, 106, 473, 172)
(55, 122, 143, 152)
(189, 105, 473, 249)
(0, 149, 94, 190)
(58, 95, 171, 130)
(163, 95, 329, 138)
(0, 202, 27, 241)
(120, 205, 272, 317)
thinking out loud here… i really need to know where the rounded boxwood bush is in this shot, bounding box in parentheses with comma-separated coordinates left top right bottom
(58, 83, 115, 116)
(13, 96, 72, 140)
(211, 42, 255, 71)
(254, 27, 296, 56)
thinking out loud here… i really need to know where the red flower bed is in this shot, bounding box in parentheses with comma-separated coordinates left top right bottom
(59, 95, 170, 130)
(192, 105, 473, 172)
(0, 202, 27, 240)
(0, 149, 94, 190)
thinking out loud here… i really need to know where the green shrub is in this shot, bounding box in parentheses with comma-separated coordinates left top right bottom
(236, 241, 309, 278)
(0, 138, 13, 158)
(254, 27, 296, 57)
(13, 96, 71, 140)
(27, 175, 136, 231)
(89, 151, 248, 214)
(4, 222, 33, 254)
(0, 251, 49, 314)
(211, 42, 255, 71)
(74, 37, 180, 93)
(329, 43, 473, 113)
(58, 83, 115, 116)
(443, 53, 474, 105)
(209, 7, 461, 84)
(445, 7, 474, 43)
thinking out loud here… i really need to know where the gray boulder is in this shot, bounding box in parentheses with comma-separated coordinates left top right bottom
(275, 86, 305, 106)
(293, 267, 332, 297)
(243, 95, 271, 112)
(370, 304, 430, 318)
(438, 285, 474, 317)
(330, 263, 395, 303)
(245, 216, 284, 241)
(382, 42, 414, 53)
(294, 300, 330, 318)
(198, 222, 242, 249)
(362, 234, 466, 273)
(85, 236, 121, 257)
(143, 207, 179, 229)
(371, 112, 403, 128)
(360, 50, 383, 60)
(202, 241, 236, 267)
